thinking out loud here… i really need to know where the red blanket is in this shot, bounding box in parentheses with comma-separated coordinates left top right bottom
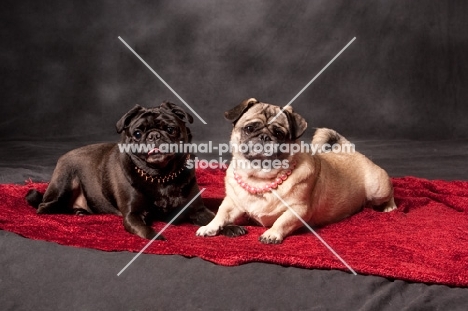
(1, 169, 468, 287)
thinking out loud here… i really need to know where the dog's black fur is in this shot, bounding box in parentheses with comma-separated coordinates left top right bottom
(26, 102, 214, 240)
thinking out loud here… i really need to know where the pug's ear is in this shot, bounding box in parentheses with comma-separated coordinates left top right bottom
(224, 98, 259, 125)
(283, 106, 307, 140)
(116, 105, 145, 133)
(160, 102, 194, 124)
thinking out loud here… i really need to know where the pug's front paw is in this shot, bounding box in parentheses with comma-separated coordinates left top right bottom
(196, 225, 220, 237)
(259, 229, 284, 244)
(220, 225, 247, 237)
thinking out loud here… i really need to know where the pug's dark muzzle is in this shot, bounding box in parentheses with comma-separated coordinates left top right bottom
(124, 111, 189, 168)
(240, 130, 290, 161)
(132, 131, 178, 167)
(145, 149, 175, 166)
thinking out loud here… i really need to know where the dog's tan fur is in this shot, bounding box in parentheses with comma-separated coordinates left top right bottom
(197, 99, 396, 243)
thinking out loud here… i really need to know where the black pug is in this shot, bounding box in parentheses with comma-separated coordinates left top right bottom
(26, 102, 215, 240)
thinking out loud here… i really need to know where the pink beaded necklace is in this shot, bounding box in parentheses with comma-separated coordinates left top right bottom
(233, 161, 297, 195)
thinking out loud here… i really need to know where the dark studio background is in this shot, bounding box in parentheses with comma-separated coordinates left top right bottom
(1, 0, 468, 143)
(2, 2, 468, 310)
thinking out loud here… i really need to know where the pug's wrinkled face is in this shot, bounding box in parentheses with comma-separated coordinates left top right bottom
(116, 102, 193, 168)
(226, 99, 307, 161)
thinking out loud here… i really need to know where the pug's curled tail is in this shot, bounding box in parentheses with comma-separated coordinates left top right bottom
(25, 189, 43, 208)
(311, 128, 352, 149)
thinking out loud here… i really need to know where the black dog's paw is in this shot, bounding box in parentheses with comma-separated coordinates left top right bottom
(25, 189, 43, 208)
(219, 225, 248, 238)
(154, 234, 167, 241)
(132, 226, 166, 241)
(37, 201, 63, 214)
(144, 229, 166, 241)
(146, 232, 167, 241)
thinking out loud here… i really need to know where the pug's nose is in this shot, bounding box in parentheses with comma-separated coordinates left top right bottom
(259, 134, 271, 142)
(147, 132, 161, 141)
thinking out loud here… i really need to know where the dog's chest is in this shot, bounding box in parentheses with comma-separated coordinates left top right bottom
(149, 185, 187, 212)
(237, 192, 286, 227)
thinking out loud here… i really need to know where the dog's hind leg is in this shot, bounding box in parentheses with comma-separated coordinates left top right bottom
(365, 169, 397, 212)
(37, 177, 74, 214)
(37, 172, 81, 214)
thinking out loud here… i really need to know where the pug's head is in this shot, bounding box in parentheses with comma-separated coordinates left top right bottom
(225, 98, 307, 161)
(116, 102, 193, 168)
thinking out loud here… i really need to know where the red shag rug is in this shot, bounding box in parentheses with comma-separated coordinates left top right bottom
(1, 169, 468, 287)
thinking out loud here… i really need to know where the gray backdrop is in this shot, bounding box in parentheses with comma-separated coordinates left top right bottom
(2, 0, 467, 142)
(2, 3, 468, 309)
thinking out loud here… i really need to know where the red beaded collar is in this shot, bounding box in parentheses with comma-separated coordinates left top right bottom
(233, 161, 297, 195)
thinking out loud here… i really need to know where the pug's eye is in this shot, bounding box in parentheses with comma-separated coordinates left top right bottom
(274, 129, 285, 140)
(244, 125, 255, 134)
(166, 126, 176, 134)
(133, 130, 143, 140)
